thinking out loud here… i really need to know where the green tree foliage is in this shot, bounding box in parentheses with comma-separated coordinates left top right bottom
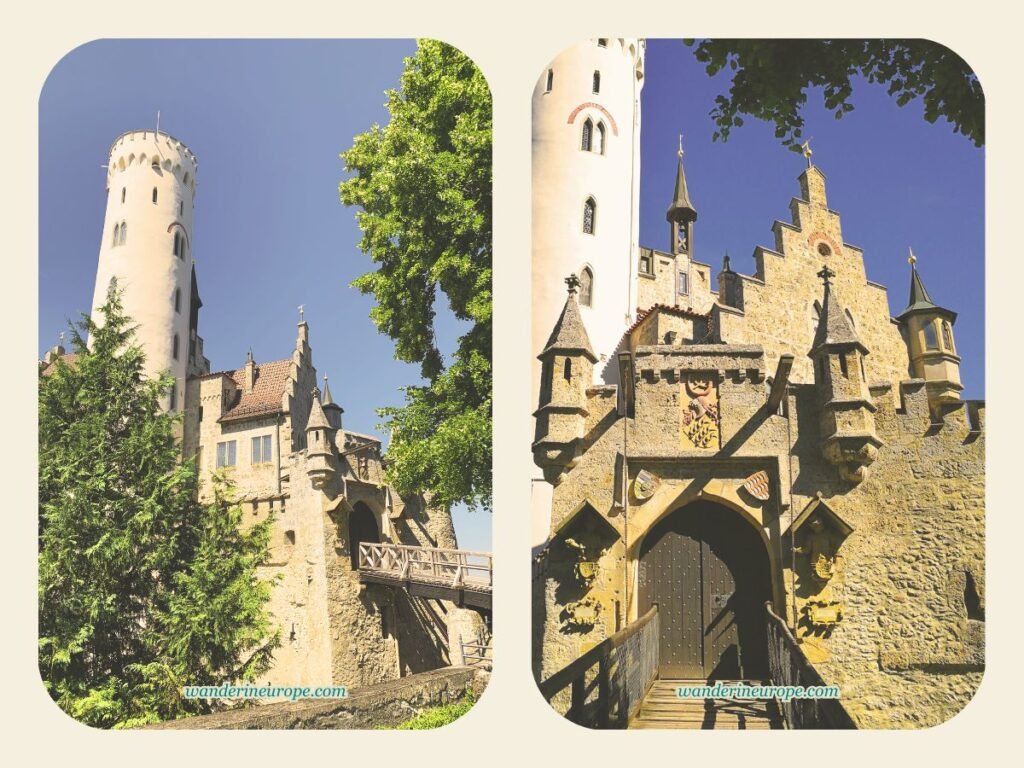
(687, 39, 984, 149)
(340, 40, 492, 512)
(38, 287, 279, 728)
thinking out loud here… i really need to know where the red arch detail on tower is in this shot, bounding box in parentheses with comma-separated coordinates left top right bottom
(567, 102, 619, 136)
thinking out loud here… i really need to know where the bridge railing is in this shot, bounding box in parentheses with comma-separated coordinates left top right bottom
(537, 605, 659, 729)
(765, 601, 856, 729)
(358, 542, 493, 589)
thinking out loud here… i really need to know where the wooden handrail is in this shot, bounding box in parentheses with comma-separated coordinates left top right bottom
(538, 605, 659, 702)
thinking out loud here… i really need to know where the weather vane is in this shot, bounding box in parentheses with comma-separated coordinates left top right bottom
(907, 247, 917, 266)
(678, 133, 684, 158)
(565, 273, 580, 296)
(58, 331, 64, 346)
(298, 304, 305, 322)
(800, 137, 814, 167)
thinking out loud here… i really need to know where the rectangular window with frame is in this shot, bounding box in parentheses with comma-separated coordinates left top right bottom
(216, 440, 237, 468)
(639, 253, 653, 275)
(678, 270, 689, 296)
(251, 434, 273, 464)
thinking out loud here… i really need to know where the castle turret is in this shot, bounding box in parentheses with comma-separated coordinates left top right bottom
(305, 387, 335, 489)
(896, 250, 962, 408)
(321, 375, 344, 430)
(533, 275, 598, 484)
(809, 265, 882, 483)
(666, 139, 698, 307)
(531, 38, 646, 386)
(90, 129, 201, 411)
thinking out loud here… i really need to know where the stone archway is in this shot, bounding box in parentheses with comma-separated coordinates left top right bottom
(637, 499, 772, 681)
(349, 501, 380, 571)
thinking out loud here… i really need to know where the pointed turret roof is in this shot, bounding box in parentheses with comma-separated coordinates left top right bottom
(306, 387, 332, 431)
(809, 265, 868, 356)
(897, 252, 954, 321)
(540, 276, 598, 362)
(322, 375, 344, 412)
(666, 154, 698, 222)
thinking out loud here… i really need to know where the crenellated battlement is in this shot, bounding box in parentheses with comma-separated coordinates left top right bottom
(106, 130, 198, 192)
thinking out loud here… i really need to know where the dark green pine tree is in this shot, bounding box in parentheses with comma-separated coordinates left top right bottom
(38, 285, 279, 728)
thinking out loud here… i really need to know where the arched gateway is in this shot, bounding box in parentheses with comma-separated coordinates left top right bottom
(638, 500, 771, 681)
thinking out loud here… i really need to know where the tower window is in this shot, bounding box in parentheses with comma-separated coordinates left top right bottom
(639, 253, 652, 275)
(597, 38, 608, 47)
(179, 200, 184, 216)
(121, 187, 126, 204)
(923, 321, 939, 350)
(563, 358, 572, 381)
(173, 333, 179, 360)
(579, 267, 593, 307)
(173, 232, 180, 258)
(112, 223, 120, 247)
(152, 158, 160, 171)
(169, 381, 176, 411)
(942, 321, 955, 353)
(860, 357, 867, 381)
(174, 288, 181, 313)
(581, 118, 593, 152)
(152, 187, 158, 204)
(595, 123, 606, 154)
(678, 270, 689, 296)
(839, 352, 849, 378)
(119, 222, 127, 246)
(592, 71, 601, 94)
(583, 197, 596, 234)
(545, 69, 553, 92)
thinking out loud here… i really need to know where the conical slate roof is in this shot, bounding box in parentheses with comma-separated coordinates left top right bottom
(322, 376, 344, 412)
(666, 156, 697, 221)
(896, 262, 952, 321)
(810, 279, 867, 356)
(306, 389, 332, 431)
(541, 292, 598, 362)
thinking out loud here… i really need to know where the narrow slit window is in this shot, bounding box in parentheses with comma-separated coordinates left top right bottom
(112, 223, 120, 247)
(839, 352, 849, 378)
(121, 187, 126, 204)
(173, 333, 179, 360)
(595, 123, 606, 154)
(579, 267, 593, 307)
(119, 222, 127, 246)
(592, 71, 601, 93)
(173, 232, 180, 258)
(174, 288, 181, 313)
(583, 198, 596, 234)
(179, 200, 184, 216)
(563, 358, 572, 381)
(545, 69, 553, 92)
(152, 187, 158, 204)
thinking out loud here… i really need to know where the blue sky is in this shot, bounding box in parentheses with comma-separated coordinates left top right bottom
(38, 39, 490, 552)
(639, 39, 984, 399)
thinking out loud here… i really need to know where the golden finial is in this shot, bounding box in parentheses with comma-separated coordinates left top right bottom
(678, 133, 684, 158)
(908, 247, 917, 266)
(298, 304, 305, 322)
(800, 137, 814, 167)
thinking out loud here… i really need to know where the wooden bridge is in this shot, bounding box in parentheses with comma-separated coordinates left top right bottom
(358, 542, 492, 611)
(537, 602, 855, 730)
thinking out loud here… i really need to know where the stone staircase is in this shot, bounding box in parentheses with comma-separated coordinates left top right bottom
(629, 680, 785, 730)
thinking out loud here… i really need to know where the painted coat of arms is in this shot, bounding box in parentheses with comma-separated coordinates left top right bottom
(680, 375, 720, 449)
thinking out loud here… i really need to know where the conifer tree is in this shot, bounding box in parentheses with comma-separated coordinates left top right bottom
(38, 285, 278, 728)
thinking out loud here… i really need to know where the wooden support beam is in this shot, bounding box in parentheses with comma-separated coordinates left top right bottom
(767, 354, 795, 414)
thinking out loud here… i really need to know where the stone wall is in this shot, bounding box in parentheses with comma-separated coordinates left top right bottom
(143, 667, 488, 730)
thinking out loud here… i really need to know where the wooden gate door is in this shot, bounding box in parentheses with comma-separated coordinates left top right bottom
(638, 501, 769, 680)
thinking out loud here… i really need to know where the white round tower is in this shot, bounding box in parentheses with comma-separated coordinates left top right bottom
(90, 130, 199, 411)
(531, 37, 645, 387)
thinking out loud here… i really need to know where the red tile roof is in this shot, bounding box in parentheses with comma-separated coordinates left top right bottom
(627, 303, 708, 336)
(218, 359, 295, 423)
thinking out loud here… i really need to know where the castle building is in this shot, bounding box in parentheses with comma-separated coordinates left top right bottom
(531, 40, 984, 728)
(43, 129, 484, 690)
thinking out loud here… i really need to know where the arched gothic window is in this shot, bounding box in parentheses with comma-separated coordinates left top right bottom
(595, 122, 606, 154)
(582, 197, 596, 234)
(923, 321, 939, 350)
(152, 158, 160, 171)
(592, 70, 601, 93)
(581, 118, 593, 151)
(119, 222, 127, 246)
(942, 321, 955, 353)
(579, 267, 594, 307)
(112, 223, 120, 247)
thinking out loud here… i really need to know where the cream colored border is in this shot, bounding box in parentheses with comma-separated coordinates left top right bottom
(3, 0, 1019, 761)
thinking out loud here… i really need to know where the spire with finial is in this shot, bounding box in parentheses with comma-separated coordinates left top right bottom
(565, 273, 581, 296)
(898, 247, 941, 319)
(810, 264, 864, 356)
(667, 134, 698, 255)
(722, 252, 732, 273)
(321, 374, 344, 428)
(800, 137, 814, 168)
(541, 274, 597, 361)
(298, 304, 305, 324)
